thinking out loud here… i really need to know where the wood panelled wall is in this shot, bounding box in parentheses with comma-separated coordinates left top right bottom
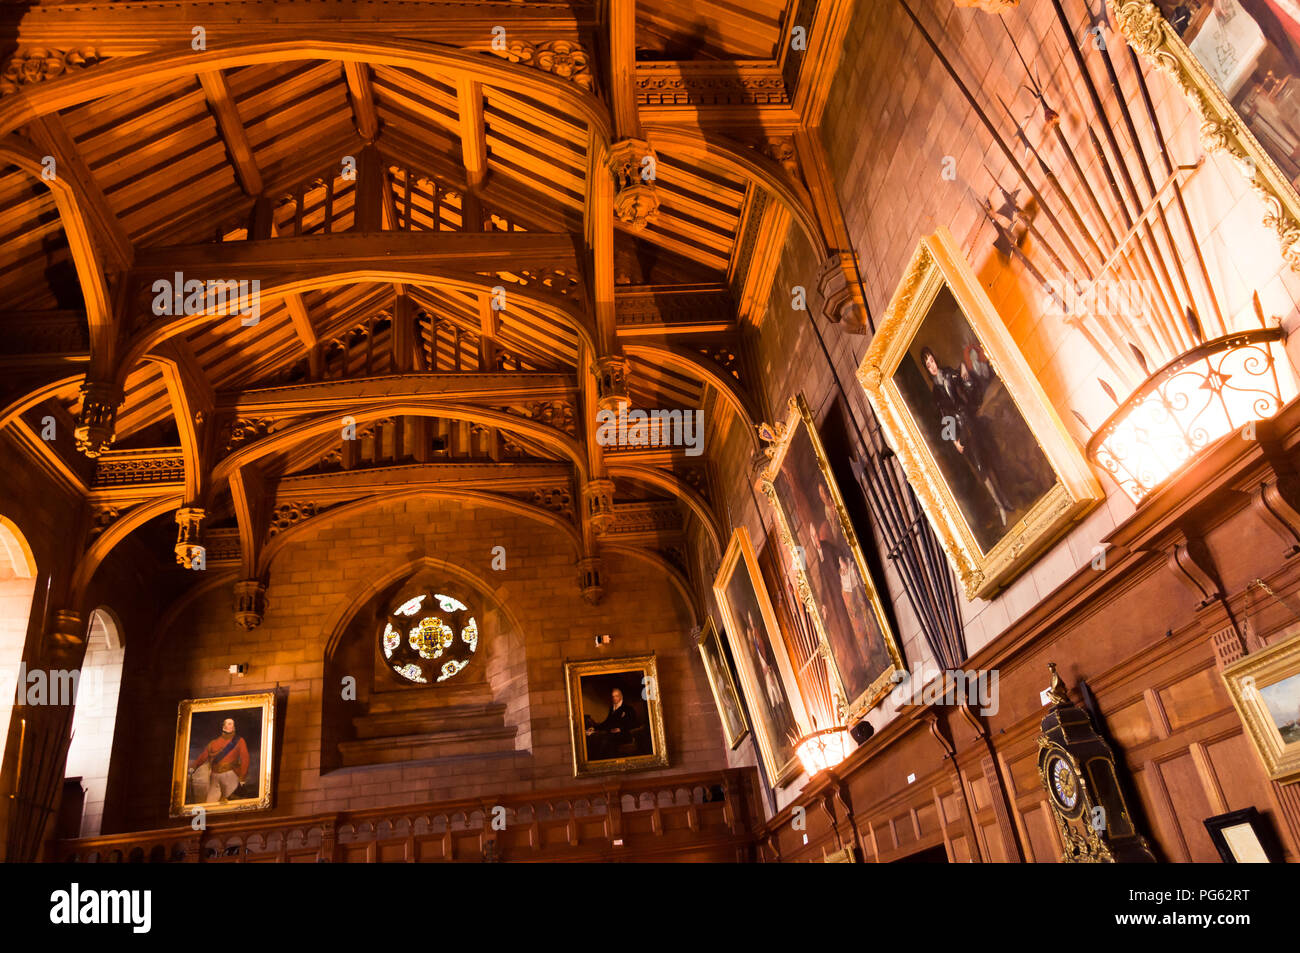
(756, 406, 1300, 862)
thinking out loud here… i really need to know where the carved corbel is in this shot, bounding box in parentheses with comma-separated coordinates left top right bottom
(44, 609, 86, 668)
(73, 380, 124, 457)
(607, 138, 661, 230)
(174, 506, 206, 569)
(578, 555, 604, 605)
(592, 354, 630, 412)
(1166, 534, 1224, 609)
(234, 579, 268, 630)
(816, 253, 868, 333)
(582, 479, 617, 535)
(1253, 479, 1300, 558)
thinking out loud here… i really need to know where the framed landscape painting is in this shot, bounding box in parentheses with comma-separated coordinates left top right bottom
(759, 393, 906, 721)
(170, 692, 275, 818)
(697, 617, 748, 749)
(858, 228, 1102, 599)
(1223, 629, 1300, 784)
(564, 654, 668, 778)
(713, 527, 808, 787)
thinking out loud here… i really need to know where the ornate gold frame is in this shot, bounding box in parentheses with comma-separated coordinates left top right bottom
(1222, 629, 1300, 785)
(563, 653, 669, 778)
(1110, 0, 1300, 274)
(759, 393, 906, 721)
(857, 228, 1102, 600)
(170, 692, 276, 818)
(697, 616, 749, 750)
(713, 526, 809, 787)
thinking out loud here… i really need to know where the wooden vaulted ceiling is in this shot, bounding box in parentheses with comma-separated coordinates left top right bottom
(0, 0, 840, 612)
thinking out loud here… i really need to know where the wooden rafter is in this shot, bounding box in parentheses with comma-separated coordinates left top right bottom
(343, 62, 380, 142)
(198, 70, 264, 196)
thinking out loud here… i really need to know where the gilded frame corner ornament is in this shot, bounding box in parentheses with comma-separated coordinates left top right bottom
(1110, 0, 1300, 272)
(563, 653, 669, 779)
(857, 228, 1102, 601)
(170, 691, 276, 819)
(758, 393, 906, 723)
(1222, 627, 1300, 785)
(713, 526, 810, 787)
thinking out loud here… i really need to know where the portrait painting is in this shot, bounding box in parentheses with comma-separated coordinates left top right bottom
(713, 527, 809, 787)
(1151, 0, 1300, 191)
(760, 394, 906, 721)
(1114, 0, 1300, 270)
(170, 692, 275, 818)
(1223, 628, 1300, 783)
(564, 654, 668, 778)
(697, 617, 748, 749)
(859, 228, 1101, 599)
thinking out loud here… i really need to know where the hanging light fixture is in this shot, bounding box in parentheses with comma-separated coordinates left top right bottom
(1086, 306, 1293, 504)
(795, 726, 852, 776)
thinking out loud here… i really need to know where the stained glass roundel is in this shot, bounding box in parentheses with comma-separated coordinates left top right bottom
(380, 587, 478, 684)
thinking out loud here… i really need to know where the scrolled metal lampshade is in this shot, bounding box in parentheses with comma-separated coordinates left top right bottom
(1086, 329, 1291, 503)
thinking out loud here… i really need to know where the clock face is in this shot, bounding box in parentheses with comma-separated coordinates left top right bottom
(1047, 754, 1081, 815)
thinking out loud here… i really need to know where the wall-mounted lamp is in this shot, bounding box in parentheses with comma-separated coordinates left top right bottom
(1087, 326, 1292, 503)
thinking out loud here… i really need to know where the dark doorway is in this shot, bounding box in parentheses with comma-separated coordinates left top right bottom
(892, 843, 949, 862)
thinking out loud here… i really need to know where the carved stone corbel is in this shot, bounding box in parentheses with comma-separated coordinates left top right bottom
(578, 555, 604, 605)
(174, 507, 206, 569)
(607, 138, 661, 230)
(816, 253, 868, 333)
(45, 609, 85, 669)
(74, 380, 124, 457)
(234, 579, 268, 630)
(592, 354, 629, 412)
(582, 479, 616, 535)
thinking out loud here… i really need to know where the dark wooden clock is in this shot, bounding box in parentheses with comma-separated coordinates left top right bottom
(1036, 663, 1156, 862)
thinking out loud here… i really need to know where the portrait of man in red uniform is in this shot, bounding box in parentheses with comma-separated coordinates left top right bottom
(189, 716, 251, 803)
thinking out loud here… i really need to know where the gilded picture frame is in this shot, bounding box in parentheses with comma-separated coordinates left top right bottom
(759, 393, 906, 722)
(858, 228, 1102, 600)
(696, 617, 749, 749)
(1222, 628, 1300, 784)
(713, 526, 810, 788)
(1110, 0, 1300, 274)
(170, 692, 276, 818)
(564, 653, 669, 778)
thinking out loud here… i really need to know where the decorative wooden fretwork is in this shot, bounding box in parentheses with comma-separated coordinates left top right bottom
(0, 47, 101, 96)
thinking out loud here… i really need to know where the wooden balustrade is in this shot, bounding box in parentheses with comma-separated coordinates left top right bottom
(51, 768, 760, 863)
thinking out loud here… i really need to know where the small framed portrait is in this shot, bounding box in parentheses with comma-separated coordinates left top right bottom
(564, 654, 668, 778)
(1223, 629, 1300, 784)
(1203, 807, 1283, 863)
(697, 617, 748, 749)
(170, 692, 275, 818)
(858, 228, 1102, 599)
(759, 393, 906, 721)
(713, 526, 809, 788)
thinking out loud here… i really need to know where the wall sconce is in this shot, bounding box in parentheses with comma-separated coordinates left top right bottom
(1086, 326, 1292, 503)
(795, 726, 851, 776)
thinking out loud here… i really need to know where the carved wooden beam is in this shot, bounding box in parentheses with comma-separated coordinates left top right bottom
(217, 371, 577, 415)
(150, 339, 216, 507)
(132, 231, 581, 278)
(456, 78, 488, 229)
(343, 61, 380, 143)
(7, 3, 592, 54)
(198, 69, 263, 196)
(23, 116, 133, 273)
(229, 462, 269, 581)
